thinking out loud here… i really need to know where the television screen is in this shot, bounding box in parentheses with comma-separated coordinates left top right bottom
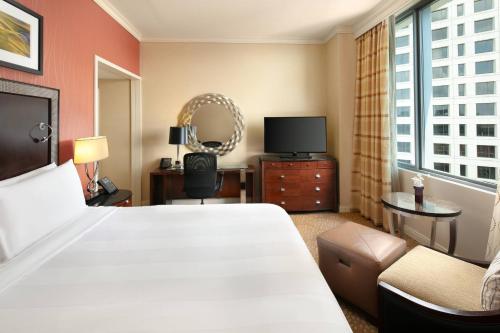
(264, 117, 327, 154)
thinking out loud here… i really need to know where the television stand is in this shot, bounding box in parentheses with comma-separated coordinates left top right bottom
(279, 153, 312, 160)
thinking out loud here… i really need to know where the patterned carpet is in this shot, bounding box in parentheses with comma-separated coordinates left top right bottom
(290, 212, 418, 333)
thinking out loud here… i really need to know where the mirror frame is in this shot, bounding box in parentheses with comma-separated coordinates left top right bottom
(180, 93, 244, 156)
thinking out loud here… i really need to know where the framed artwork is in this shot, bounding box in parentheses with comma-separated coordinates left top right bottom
(0, 0, 43, 74)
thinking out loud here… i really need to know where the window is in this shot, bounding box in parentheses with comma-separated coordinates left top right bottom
(432, 47, 448, 59)
(458, 63, 465, 76)
(475, 60, 495, 74)
(433, 124, 449, 135)
(476, 81, 495, 95)
(460, 165, 467, 177)
(475, 18, 494, 33)
(457, 23, 464, 36)
(396, 35, 410, 48)
(460, 124, 466, 136)
(460, 144, 467, 156)
(432, 66, 449, 78)
(476, 103, 496, 116)
(477, 124, 495, 137)
(433, 85, 449, 97)
(433, 104, 449, 116)
(475, 0, 493, 12)
(434, 143, 450, 155)
(477, 145, 496, 158)
(458, 83, 466, 96)
(457, 3, 464, 16)
(432, 27, 448, 41)
(397, 106, 411, 117)
(397, 124, 411, 135)
(397, 142, 411, 152)
(396, 71, 410, 82)
(478, 166, 496, 179)
(457, 43, 465, 56)
(396, 53, 410, 65)
(396, 88, 411, 99)
(459, 104, 466, 116)
(475, 39, 494, 54)
(432, 8, 448, 21)
(434, 163, 450, 173)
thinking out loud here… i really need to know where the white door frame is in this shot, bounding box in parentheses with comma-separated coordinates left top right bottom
(94, 55, 142, 205)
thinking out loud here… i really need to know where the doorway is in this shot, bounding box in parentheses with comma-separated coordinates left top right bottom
(94, 56, 142, 205)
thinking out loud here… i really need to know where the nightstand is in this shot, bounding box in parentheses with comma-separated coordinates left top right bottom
(86, 189, 132, 207)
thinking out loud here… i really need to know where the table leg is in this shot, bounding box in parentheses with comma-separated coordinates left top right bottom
(388, 211, 397, 236)
(430, 219, 437, 248)
(448, 219, 457, 255)
(399, 215, 405, 239)
(240, 169, 246, 204)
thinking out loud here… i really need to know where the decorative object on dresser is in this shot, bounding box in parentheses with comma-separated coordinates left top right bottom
(179, 93, 244, 156)
(169, 126, 187, 168)
(86, 189, 132, 207)
(0, 79, 59, 180)
(150, 164, 255, 205)
(260, 156, 339, 212)
(183, 152, 224, 204)
(0, 0, 43, 74)
(73, 136, 109, 197)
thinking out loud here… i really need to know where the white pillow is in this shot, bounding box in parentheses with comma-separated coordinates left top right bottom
(0, 163, 56, 187)
(0, 160, 86, 262)
(481, 250, 500, 310)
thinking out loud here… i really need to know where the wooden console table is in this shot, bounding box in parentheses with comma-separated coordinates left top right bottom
(149, 164, 255, 205)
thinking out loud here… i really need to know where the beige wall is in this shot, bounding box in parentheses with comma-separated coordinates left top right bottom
(141, 42, 327, 202)
(99, 79, 131, 191)
(325, 33, 357, 212)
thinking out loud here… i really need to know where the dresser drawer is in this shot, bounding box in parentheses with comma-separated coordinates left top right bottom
(317, 160, 335, 169)
(280, 161, 317, 169)
(267, 198, 303, 211)
(302, 194, 334, 211)
(300, 182, 333, 196)
(265, 182, 301, 197)
(301, 169, 334, 183)
(262, 161, 283, 169)
(264, 169, 302, 183)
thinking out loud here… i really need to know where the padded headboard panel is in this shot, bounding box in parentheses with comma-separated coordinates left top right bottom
(0, 79, 59, 180)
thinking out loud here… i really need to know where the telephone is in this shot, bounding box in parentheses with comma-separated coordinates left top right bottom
(160, 157, 172, 169)
(98, 177, 118, 194)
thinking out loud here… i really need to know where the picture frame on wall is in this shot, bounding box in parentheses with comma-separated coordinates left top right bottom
(0, 0, 43, 75)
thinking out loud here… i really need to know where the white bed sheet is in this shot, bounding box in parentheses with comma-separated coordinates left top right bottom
(0, 204, 351, 333)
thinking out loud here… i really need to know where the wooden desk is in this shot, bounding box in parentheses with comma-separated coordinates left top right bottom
(149, 165, 255, 205)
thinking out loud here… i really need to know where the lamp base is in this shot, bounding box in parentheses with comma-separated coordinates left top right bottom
(173, 160, 183, 169)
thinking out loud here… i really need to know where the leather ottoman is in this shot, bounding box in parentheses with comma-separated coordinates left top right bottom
(317, 222, 406, 318)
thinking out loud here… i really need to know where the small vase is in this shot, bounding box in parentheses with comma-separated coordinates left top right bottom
(414, 186, 424, 204)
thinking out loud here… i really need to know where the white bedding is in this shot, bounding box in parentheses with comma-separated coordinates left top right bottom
(0, 204, 351, 332)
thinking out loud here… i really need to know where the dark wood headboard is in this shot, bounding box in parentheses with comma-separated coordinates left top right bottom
(0, 79, 59, 180)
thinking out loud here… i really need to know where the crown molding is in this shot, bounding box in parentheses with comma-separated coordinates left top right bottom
(141, 37, 325, 45)
(323, 25, 353, 43)
(94, 0, 142, 40)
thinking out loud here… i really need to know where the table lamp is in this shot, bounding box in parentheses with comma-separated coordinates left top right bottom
(169, 126, 187, 168)
(74, 136, 109, 197)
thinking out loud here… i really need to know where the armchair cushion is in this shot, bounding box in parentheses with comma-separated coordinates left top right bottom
(482, 250, 500, 310)
(378, 245, 485, 311)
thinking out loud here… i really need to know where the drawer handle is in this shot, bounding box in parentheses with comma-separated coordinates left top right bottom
(288, 163, 293, 166)
(280, 187, 285, 192)
(280, 174, 285, 179)
(315, 186, 321, 192)
(315, 200, 321, 205)
(315, 173, 321, 179)
(280, 201, 286, 205)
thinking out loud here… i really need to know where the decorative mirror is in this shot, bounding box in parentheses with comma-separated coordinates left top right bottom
(179, 93, 244, 156)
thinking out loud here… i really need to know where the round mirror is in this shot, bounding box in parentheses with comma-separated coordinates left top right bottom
(179, 93, 244, 156)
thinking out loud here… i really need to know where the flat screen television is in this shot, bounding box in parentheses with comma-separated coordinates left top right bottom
(264, 116, 327, 158)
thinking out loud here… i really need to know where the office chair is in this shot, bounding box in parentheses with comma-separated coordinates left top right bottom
(183, 152, 224, 204)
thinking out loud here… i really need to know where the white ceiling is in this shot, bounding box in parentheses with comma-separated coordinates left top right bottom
(97, 0, 384, 43)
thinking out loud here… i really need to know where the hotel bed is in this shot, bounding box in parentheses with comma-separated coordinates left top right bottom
(0, 164, 351, 332)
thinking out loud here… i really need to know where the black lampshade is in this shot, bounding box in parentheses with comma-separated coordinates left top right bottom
(169, 126, 187, 145)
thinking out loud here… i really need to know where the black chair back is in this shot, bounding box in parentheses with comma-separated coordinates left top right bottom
(183, 152, 218, 200)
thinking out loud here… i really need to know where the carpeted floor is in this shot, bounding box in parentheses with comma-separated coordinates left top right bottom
(290, 212, 418, 333)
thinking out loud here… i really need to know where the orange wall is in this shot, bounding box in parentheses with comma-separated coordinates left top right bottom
(0, 0, 140, 180)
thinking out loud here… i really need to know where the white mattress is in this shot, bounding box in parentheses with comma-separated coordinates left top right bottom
(0, 204, 351, 332)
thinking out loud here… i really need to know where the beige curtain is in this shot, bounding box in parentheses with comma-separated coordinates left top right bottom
(486, 180, 500, 261)
(351, 21, 392, 228)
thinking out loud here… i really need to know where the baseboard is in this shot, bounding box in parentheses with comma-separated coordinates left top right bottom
(403, 225, 448, 252)
(339, 205, 353, 213)
(141, 200, 150, 206)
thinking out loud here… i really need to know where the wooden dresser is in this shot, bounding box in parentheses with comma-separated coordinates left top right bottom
(260, 156, 338, 212)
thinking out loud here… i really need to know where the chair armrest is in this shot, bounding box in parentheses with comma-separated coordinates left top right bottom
(378, 281, 500, 333)
(216, 171, 224, 192)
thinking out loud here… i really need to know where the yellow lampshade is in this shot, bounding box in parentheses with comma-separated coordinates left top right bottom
(74, 136, 109, 164)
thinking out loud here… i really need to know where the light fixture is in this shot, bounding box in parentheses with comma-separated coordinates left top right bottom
(169, 127, 187, 168)
(74, 136, 109, 197)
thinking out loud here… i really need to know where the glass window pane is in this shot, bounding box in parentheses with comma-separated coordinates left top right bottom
(397, 106, 411, 117)
(457, 23, 465, 36)
(433, 85, 449, 97)
(475, 60, 495, 74)
(432, 8, 448, 21)
(434, 162, 450, 172)
(433, 104, 449, 116)
(458, 83, 466, 96)
(432, 27, 448, 41)
(459, 104, 466, 116)
(474, 18, 494, 33)
(457, 43, 465, 56)
(433, 124, 449, 134)
(460, 164, 467, 176)
(432, 47, 448, 59)
(475, 39, 494, 53)
(460, 124, 466, 136)
(397, 142, 411, 152)
(476, 103, 496, 115)
(477, 145, 496, 158)
(478, 166, 496, 179)
(457, 3, 464, 16)
(474, 0, 493, 12)
(397, 124, 411, 135)
(396, 71, 410, 82)
(458, 63, 465, 76)
(396, 35, 410, 48)
(476, 81, 496, 95)
(477, 124, 496, 136)
(460, 144, 467, 156)
(396, 53, 410, 65)
(432, 66, 449, 78)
